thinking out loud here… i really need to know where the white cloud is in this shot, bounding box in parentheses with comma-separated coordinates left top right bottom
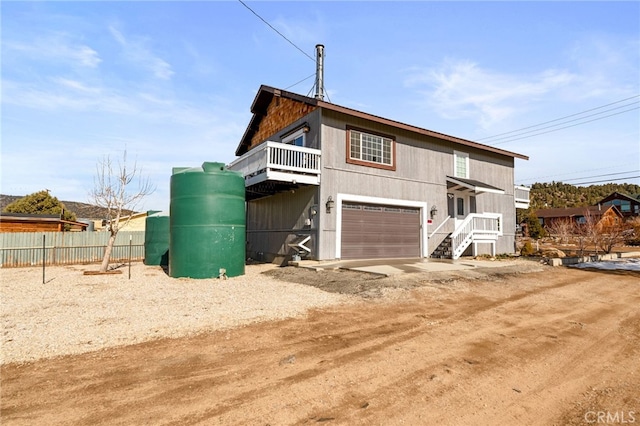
(405, 36, 639, 131)
(1, 79, 138, 114)
(108, 25, 174, 80)
(406, 59, 576, 129)
(54, 78, 102, 94)
(3, 35, 101, 68)
(2, 76, 224, 126)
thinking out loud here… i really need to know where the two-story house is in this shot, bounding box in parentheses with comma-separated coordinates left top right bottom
(596, 191, 640, 219)
(228, 85, 529, 262)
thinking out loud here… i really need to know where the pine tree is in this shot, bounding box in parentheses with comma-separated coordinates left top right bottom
(528, 182, 640, 209)
(524, 210, 546, 239)
(3, 190, 77, 223)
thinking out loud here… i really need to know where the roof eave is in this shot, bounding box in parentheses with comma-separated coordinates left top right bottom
(317, 100, 529, 161)
(234, 85, 529, 161)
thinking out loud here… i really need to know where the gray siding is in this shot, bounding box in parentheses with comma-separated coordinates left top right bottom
(318, 109, 517, 259)
(246, 186, 318, 262)
(243, 106, 519, 261)
(244, 110, 322, 261)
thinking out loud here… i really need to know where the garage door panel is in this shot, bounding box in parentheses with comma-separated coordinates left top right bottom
(341, 202, 420, 260)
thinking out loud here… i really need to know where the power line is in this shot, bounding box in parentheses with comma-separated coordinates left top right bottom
(560, 170, 640, 182)
(492, 106, 639, 145)
(568, 176, 640, 186)
(285, 73, 315, 90)
(237, 0, 315, 62)
(237, 1, 329, 101)
(519, 162, 640, 182)
(518, 171, 640, 186)
(487, 101, 639, 144)
(478, 94, 640, 142)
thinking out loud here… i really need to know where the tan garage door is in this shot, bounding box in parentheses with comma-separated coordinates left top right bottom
(341, 202, 421, 259)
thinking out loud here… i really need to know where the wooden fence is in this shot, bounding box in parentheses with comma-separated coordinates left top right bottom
(0, 231, 145, 268)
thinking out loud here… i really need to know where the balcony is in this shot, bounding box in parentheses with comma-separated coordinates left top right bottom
(227, 141, 321, 200)
(514, 185, 531, 209)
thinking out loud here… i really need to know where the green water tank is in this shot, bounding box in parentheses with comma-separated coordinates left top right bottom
(144, 211, 169, 266)
(169, 162, 246, 278)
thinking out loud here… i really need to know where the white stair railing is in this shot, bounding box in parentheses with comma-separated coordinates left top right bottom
(450, 213, 502, 259)
(429, 216, 451, 239)
(428, 216, 451, 258)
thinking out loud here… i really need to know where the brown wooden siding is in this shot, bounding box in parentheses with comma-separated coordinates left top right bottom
(249, 97, 317, 150)
(0, 221, 64, 232)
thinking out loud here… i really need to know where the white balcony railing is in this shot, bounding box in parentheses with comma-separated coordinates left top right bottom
(228, 141, 321, 187)
(450, 213, 502, 259)
(515, 185, 531, 209)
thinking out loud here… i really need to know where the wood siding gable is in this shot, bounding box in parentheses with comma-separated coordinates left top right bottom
(247, 97, 317, 152)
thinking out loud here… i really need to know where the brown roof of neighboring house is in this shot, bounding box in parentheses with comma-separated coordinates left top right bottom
(535, 205, 622, 219)
(0, 194, 137, 220)
(596, 191, 640, 205)
(0, 212, 90, 230)
(236, 85, 529, 161)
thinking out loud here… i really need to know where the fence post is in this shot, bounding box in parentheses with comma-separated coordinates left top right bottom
(42, 234, 46, 284)
(128, 234, 132, 280)
(1, 231, 145, 267)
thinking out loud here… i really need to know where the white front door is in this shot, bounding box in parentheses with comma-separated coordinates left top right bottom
(449, 193, 476, 229)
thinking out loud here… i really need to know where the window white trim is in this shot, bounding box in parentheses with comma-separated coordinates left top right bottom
(283, 128, 305, 147)
(453, 151, 469, 179)
(334, 193, 427, 259)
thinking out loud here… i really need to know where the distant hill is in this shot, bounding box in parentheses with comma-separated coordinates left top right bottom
(528, 182, 640, 209)
(0, 194, 138, 220)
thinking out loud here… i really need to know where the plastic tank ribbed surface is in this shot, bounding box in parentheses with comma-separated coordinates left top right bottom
(144, 211, 169, 266)
(169, 162, 245, 278)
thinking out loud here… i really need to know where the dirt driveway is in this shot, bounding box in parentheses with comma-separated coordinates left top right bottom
(2, 265, 639, 425)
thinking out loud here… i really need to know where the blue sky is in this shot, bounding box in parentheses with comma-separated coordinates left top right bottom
(2, 1, 639, 212)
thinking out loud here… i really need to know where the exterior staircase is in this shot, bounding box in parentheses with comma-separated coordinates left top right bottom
(429, 213, 503, 260)
(431, 234, 452, 259)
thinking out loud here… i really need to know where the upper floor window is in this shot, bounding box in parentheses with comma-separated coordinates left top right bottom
(605, 199, 632, 213)
(283, 128, 305, 147)
(454, 151, 469, 179)
(347, 127, 395, 170)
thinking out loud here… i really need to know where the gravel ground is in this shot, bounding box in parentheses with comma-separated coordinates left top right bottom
(0, 262, 353, 365)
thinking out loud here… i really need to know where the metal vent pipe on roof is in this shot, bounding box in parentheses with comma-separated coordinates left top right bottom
(315, 44, 325, 100)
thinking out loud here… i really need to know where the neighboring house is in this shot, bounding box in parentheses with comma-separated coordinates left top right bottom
(105, 211, 148, 233)
(596, 192, 640, 219)
(0, 212, 89, 232)
(0, 194, 138, 232)
(535, 205, 624, 230)
(228, 85, 530, 262)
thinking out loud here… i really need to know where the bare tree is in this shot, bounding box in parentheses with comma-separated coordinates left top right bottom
(598, 219, 631, 254)
(90, 150, 155, 272)
(583, 210, 602, 257)
(572, 217, 590, 258)
(546, 218, 573, 245)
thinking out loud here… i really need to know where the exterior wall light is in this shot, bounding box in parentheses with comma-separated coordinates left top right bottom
(430, 205, 438, 218)
(326, 196, 335, 213)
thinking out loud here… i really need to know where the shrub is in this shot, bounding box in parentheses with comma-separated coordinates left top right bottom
(520, 240, 535, 256)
